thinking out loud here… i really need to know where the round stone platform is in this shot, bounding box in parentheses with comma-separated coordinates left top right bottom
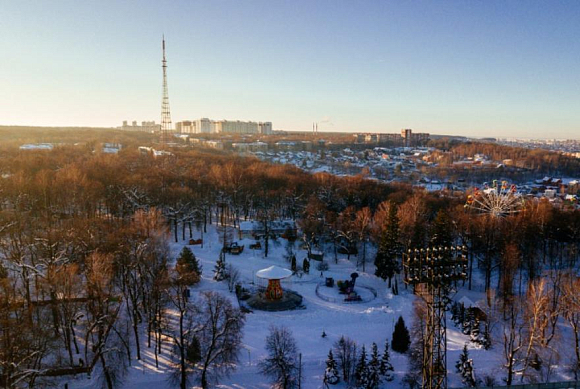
(246, 290, 304, 312)
(315, 282, 377, 304)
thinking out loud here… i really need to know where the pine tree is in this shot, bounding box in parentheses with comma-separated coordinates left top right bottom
(213, 251, 227, 281)
(391, 316, 411, 353)
(323, 349, 340, 386)
(177, 246, 202, 276)
(479, 323, 491, 350)
(367, 343, 381, 389)
(451, 302, 460, 326)
(462, 308, 474, 335)
(355, 345, 369, 388)
(303, 258, 310, 274)
(455, 344, 476, 387)
(176, 247, 201, 285)
(291, 255, 297, 272)
(379, 339, 394, 382)
(429, 209, 454, 248)
(470, 316, 481, 344)
(374, 203, 401, 289)
(458, 303, 466, 326)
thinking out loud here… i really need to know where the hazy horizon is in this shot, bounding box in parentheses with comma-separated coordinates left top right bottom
(1, 0, 579, 139)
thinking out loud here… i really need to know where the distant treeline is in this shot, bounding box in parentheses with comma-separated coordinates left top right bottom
(429, 139, 580, 176)
(0, 125, 156, 149)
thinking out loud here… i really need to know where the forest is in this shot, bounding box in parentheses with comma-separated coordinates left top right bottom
(1, 131, 580, 388)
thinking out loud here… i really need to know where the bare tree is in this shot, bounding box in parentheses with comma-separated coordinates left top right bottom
(501, 298, 524, 386)
(333, 336, 358, 384)
(259, 326, 300, 389)
(168, 262, 200, 389)
(226, 264, 241, 293)
(192, 291, 245, 389)
(520, 278, 559, 382)
(84, 252, 124, 389)
(562, 273, 580, 378)
(0, 274, 53, 388)
(354, 207, 372, 272)
(336, 206, 358, 261)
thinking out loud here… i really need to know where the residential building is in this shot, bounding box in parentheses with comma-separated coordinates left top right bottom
(232, 142, 268, 153)
(214, 120, 259, 134)
(354, 129, 429, 147)
(121, 120, 161, 132)
(175, 118, 272, 134)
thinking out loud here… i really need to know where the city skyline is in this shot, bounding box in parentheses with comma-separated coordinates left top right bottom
(1, 0, 580, 139)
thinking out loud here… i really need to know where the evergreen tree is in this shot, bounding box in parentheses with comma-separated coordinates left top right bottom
(213, 251, 227, 281)
(323, 349, 340, 386)
(367, 343, 381, 389)
(303, 258, 310, 274)
(374, 203, 401, 289)
(176, 247, 201, 285)
(458, 303, 466, 326)
(391, 316, 411, 353)
(291, 255, 297, 272)
(451, 302, 460, 326)
(462, 308, 474, 335)
(470, 316, 481, 344)
(430, 209, 454, 248)
(177, 246, 202, 276)
(455, 344, 476, 387)
(479, 324, 491, 350)
(354, 345, 369, 388)
(379, 339, 394, 382)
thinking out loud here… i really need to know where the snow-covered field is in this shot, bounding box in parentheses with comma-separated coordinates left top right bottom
(65, 223, 573, 388)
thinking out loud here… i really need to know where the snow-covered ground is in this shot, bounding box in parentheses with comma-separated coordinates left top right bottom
(64, 223, 573, 388)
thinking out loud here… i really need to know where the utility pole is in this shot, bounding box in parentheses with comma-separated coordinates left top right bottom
(298, 353, 302, 389)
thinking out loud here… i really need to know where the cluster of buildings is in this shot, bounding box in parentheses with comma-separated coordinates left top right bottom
(498, 138, 580, 157)
(120, 118, 272, 135)
(187, 138, 322, 153)
(353, 129, 430, 147)
(175, 119, 273, 135)
(121, 120, 161, 132)
(251, 144, 433, 180)
(531, 177, 579, 200)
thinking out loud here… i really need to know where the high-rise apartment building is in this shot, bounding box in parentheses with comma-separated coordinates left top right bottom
(121, 120, 161, 132)
(175, 118, 273, 135)
(354, 129, 430, 147)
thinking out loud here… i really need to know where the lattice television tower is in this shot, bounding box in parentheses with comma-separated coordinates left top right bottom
(160, 35, 172, 144)
(403, 246, 468, 389)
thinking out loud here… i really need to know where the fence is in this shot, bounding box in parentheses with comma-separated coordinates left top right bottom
(451, 382, 580, 389)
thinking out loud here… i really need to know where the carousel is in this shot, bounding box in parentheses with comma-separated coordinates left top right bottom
(246, 265, 303, 311)
(256, 266, 293, 300)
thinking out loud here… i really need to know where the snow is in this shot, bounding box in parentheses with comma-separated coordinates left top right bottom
(19, 143, 53, 150)
(60, 222, 576, 389)
(255, 265, 293, 280)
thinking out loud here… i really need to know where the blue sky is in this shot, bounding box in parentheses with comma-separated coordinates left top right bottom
(1, 0, 579, 138)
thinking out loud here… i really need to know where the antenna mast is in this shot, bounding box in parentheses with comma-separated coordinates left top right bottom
(160, 35, 172, 144)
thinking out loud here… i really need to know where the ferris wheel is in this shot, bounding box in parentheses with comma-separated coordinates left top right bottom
(465, 180, 525, 217)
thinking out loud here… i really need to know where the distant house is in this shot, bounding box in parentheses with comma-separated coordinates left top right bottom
(457, 295, 487, 322)
(544, 189, 557, 199)
(569, 180, 579, 195)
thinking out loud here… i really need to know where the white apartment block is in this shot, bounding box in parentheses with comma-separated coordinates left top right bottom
(176, 118, 212, 134)
(175, 118, 273, 135)
(121, 120, 161, 132)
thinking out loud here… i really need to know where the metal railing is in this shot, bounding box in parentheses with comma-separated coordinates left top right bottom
(451, 381, 580, 389)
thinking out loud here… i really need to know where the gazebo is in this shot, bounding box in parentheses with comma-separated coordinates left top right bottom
(256, 265, 293, 300)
